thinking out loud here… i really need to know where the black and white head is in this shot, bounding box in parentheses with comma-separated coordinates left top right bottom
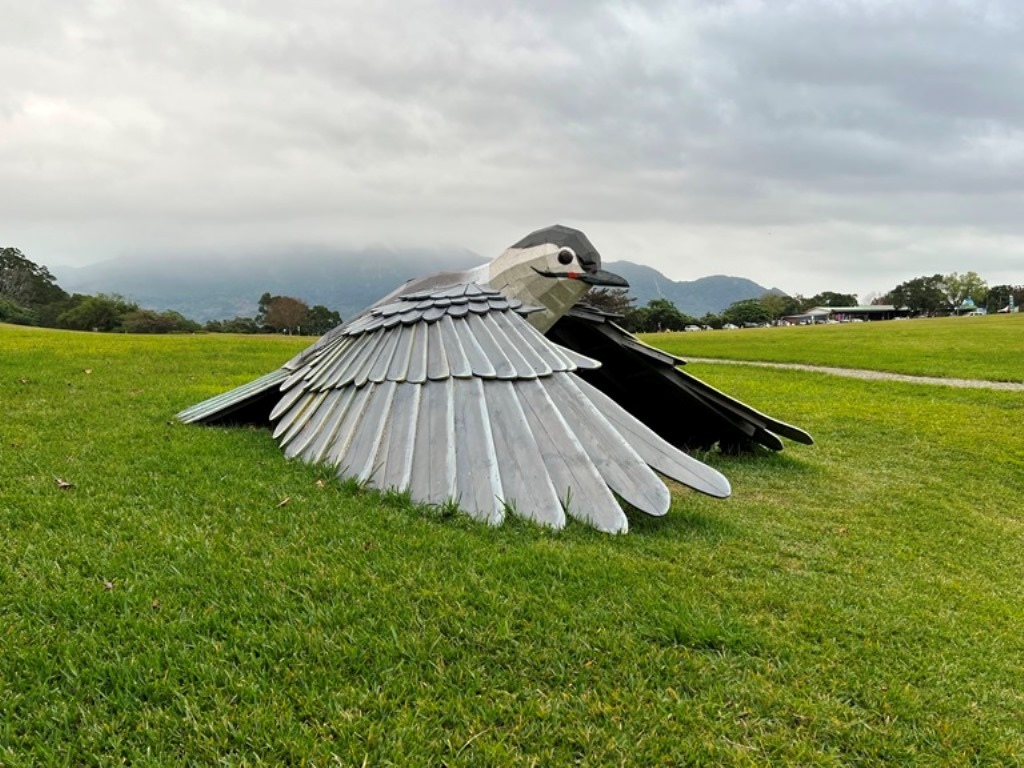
(484, 225, 628, 332)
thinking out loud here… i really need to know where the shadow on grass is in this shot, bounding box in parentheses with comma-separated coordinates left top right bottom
(700, 445, 820, 475)
(190, 426, 806, 543)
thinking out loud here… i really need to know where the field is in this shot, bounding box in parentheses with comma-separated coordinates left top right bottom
(647, 313, 1024, 382)
(2, 320, 1023, 765)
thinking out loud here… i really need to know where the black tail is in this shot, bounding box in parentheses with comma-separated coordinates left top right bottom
(546, 307, 813, 452)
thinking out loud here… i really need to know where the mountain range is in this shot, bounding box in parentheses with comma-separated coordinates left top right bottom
(54, 248, 782, 322)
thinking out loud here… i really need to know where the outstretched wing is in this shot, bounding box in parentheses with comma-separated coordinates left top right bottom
(176, 269, 484, 426)
(547, 306, 814, 452)
(267, 282, 730, 533)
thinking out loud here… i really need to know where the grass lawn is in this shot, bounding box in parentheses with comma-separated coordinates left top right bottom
(644, 313, 1024, 382)
(2, 323, 1023, 765)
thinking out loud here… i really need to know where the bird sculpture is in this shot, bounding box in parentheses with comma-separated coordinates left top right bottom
(178, 225, 812, 533)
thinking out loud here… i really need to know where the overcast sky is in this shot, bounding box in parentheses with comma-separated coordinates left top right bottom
(3, 0, 1022, 300)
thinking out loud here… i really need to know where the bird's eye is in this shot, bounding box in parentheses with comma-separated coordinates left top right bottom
(557, 248, 575, 265)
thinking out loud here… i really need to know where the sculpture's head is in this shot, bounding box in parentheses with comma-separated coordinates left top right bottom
(486, 225, 629, 332)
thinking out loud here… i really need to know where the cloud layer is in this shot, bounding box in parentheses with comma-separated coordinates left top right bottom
(3, 0, 1023, 299)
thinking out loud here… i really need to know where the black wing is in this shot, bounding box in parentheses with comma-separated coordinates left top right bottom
(546, 306, 814, 453)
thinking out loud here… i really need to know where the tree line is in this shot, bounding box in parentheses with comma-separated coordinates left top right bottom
(5, 245, 1020, 336)
(0, 247, 342, 335)
(585, 288, 860, 332)
(587, 270, 1022, 332)
(874, 271, 1022, 315)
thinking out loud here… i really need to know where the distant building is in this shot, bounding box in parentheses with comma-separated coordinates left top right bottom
(782, 305, 911, 324)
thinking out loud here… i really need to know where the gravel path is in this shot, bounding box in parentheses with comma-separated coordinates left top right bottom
(685, 358, 1024, 392)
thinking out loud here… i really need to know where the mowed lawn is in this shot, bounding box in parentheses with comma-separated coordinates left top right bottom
(2, 322, 1023, 765)
(645, 313, 1024, 382)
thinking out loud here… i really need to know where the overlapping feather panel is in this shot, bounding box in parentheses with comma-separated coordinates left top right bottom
(270, 282, 730, 532)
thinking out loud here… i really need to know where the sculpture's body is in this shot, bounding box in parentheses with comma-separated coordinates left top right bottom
(179, 226, 811, 532)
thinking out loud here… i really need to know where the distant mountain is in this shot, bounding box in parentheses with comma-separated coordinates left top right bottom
(54, 249, 782, 323)
(55, 247, 487, 322)
(604, 261, 783, 317)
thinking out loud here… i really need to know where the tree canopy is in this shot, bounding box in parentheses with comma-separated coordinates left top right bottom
(621, 298, 697, 332)
(580, 287, 634, 316)
(722, 298, 772, 326)
(1, 246, 68, 309)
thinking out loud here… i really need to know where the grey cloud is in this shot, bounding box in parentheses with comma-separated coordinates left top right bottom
(2, 0, 1023, 298)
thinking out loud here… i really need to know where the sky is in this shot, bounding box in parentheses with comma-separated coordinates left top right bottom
(2, 0, 1023, 302)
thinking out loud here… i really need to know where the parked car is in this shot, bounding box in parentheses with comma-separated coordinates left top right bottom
(722, 323, 738, 330)
(684, 325, 701, 332)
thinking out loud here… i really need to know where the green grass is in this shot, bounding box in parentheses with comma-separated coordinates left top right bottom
(645, 313, 1024, 382)
(2, 323, 1024, 765)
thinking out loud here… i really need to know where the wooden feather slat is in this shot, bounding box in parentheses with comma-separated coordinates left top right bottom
(405, 323, 430, 384)
(343, 382, 399, 483)
(367, 327, 402, 383)
(422, 305, 447, 323)
(303, 389, 360, 464)
(346, 330, 391, 388)
(280, 366, 309, 393)
(438, 315, 472, 378)
(478, 312, 538, 380)
(485, 380, 565, 529)
(386, 323, 418, 383)
(176, 369, 290, 424)
(514, 378, 628, 533)
(512, 317, 577, 372)
(311, 332, 373, 390)
(489, 310, 552, 377)
(572, 376, 731, 498)
(273, 387, 326, 444)
(300, 336, 354, 388)
(409, 380, 456, 505)
(465, 313, 516, 380)
(270, 380, 314, 426)
(517, 319, 601, 371)
(279, 390, 331, 457)
(426, 320, 450, 381)
(544, 374, 670, 516)
(451, 317, 497, 378)
(452, 378, 504, 524)
(373, 382, 422, 492)
(323, 385, 375, 471)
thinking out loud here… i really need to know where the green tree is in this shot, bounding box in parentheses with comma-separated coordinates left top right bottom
(985, 285, 1024, 314)
(759, 293, 802, 320)
(621, 298, 695, 333)
(722, 298, 772, 327)
(580, 287, 634, 316)
(698, 312, 722, 330)
(0, 297, 38, 325)
(305, 305, 343, 335)
(121, 309, 201, 333)
(940, 271, 988, 312)
(263, 295, 310, 334)
(806, 291, 858, 308)
(0, 247, 68, 309)
(880, 275, 946, 315)
(207, 316, 261, 334)
(58, 294, 138, 331)
(256, 292, 275, 328)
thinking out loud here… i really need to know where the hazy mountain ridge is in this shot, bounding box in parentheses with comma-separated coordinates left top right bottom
(55, 247, 487, 322)
(56, 249, 781, 322)
(604, 261, 785, 318)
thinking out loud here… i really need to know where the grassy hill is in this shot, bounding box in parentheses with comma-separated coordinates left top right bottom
(2, 322, 1023, 764)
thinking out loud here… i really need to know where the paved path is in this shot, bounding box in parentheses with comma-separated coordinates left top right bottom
(685, 358, 1024, 392)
